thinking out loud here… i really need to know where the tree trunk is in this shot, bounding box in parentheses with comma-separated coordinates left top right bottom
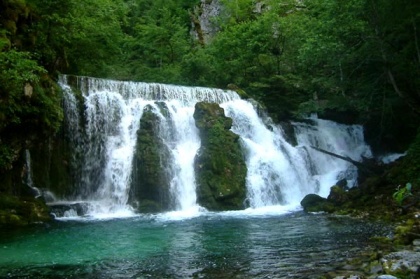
(310, 146, 380, 176)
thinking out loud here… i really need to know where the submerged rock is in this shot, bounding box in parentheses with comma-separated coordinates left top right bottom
(48, 202, 89, 217)
(193, 102, 247, 210)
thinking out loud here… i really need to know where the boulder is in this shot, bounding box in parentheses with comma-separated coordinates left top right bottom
(193, 102, 247, 210)
(300, 194, 335, 213)
(381, 250, 420, 278)
(129, 105, 172, 213)
(0, 193, 51, 226)
(48, 202, 89, 217)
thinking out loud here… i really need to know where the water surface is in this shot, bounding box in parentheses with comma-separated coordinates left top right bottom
(0, 211, 390, 278)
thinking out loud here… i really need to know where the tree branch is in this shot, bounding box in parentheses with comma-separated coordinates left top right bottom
(310, 146, 380, 175)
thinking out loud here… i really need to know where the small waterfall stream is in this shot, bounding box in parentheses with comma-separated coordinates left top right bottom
(55, 76, 372, 218)
(24, 150, 42, 198)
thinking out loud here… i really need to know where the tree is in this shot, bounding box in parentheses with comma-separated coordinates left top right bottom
(122, 0, 195, 83)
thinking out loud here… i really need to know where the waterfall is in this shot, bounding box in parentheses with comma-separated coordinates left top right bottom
(24, 150, 42, 198)
(57, 76, 372, 217)
(222, 101, 318, 208)
(293, 118, 372, 197)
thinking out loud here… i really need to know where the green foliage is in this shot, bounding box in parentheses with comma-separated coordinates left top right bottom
(1, 0, 419, 160)
(0, 49, 63, 133)
(0, 145, 15, 171)
(392, 183, 413, 206)
(219, 0, 256, 24)
(396, 131, 420, 183)
(26, 0, 128, 76)
(122, 0, 196, 82)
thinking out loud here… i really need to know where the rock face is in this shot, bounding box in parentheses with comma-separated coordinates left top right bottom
(191, 0, 222, 45)
(0, 145, 55, 226)
(129, 105, 172, 213)
(0, 193, 51, 226)
(193, 102, 247, 210)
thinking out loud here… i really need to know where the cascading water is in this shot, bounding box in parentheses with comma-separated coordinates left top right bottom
(58, 76, 239, 217)
(56, 75, 372, 217)
(293, 118, 372, 197)
(222, 101, 319, 208)
(24, 150, 42, 198)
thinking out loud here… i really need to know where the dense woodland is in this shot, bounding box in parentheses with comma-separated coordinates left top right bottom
(1, 0, 420, 190)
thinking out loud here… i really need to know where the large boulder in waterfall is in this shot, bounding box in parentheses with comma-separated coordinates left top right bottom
(129, 105, 172, 213)
(300, 194, 335, 213)
(193, 102, 247, 211)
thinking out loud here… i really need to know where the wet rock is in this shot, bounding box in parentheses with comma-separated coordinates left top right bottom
(328, 185, 350, 205)
(227, 84, 249, 99)
(381, 250, 420, 277)
(48, 202, 89, 217)
(193, 102, 247, 210)
(0, 193, 51, 226)
(369, 260, 383, 274)
(129, 105, 172, 213)
(300, 194, 335, 213)
(336, 179, 349, 190)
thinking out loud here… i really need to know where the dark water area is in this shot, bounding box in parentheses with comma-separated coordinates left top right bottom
(0, 212, 391, 278)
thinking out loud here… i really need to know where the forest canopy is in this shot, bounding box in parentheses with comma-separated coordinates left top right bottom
(1, 0, 420, 157)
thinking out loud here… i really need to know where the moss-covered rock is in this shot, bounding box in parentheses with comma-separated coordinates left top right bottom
(0, 193, 51, 226)
(129, 105, 172, 213)
(300, 193, 335, 213)
(227, 84, 249, 99)
(328, 185, 350, 205)
(193, 102, 247, 211)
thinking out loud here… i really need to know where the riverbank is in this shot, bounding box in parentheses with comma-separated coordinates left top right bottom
(301, 151, 420, 278)
(313, 211, 420, 279)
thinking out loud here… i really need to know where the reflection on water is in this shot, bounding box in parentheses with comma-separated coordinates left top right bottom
(0, 212, 390, 278)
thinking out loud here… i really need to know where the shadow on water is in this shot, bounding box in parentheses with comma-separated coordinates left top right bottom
(0, 212, 391, 279)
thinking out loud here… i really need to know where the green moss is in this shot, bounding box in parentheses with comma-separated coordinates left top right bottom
(0, 193, 51, 227)
(393, 218, 419, 245)
(300, 194, 336, 213)
(227, 84, 249, 99)
(129, 105, 172, 213)
(194, 102, 247, 210)
(327, 185, 349, 205)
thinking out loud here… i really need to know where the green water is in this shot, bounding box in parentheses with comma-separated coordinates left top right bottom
(0, 212, 390, 278)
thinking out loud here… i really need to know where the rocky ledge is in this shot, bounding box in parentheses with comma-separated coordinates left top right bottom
(0, 193, 51, 226)
(300, 162, 420, 279)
